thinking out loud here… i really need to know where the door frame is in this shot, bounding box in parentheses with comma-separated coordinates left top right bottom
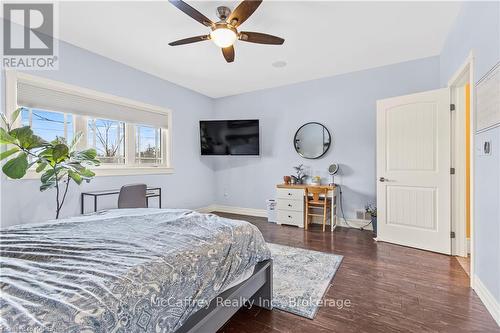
(447, 51, 475, 281)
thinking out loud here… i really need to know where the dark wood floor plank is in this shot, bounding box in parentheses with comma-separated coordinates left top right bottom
(214, 212, 500, 333)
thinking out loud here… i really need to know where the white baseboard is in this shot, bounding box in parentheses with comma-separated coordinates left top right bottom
(195, 204, 372, 230)
(336, 218, 373, 231)
(195, 205, 218, 214)
(473, 275, 500, 326)
(196, 204, 267, 217)
(214, 205, 268, 217)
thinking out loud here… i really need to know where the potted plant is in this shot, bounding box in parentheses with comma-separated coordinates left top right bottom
(365, 203, 377, 236)
(0, 108, 100, 219)
(291, 164, 307, 184)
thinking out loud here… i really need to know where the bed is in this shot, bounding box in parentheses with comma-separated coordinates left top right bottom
(0, 209, 272, 333)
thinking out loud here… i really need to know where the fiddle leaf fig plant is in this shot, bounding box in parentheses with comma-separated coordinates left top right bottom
(0, 108, 100, 219)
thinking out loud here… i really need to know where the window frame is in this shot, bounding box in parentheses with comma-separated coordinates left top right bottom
(5, 71, 173, 178)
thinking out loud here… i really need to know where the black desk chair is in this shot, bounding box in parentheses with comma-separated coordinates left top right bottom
(118, 184, 147, 209)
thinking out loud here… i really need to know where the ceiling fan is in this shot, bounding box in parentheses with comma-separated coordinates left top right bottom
(168, 0, 285, 63)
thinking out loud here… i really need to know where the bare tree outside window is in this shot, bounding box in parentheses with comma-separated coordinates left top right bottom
(88, 119, 125, 164)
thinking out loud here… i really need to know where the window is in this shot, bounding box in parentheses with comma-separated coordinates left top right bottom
(136, 125, 162, 164)
(21, 108, 73, 143)
(88, 118, 125, 164)
(9, 72, 172, 176)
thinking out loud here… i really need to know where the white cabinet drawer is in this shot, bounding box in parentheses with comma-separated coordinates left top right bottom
(277, 210, 304, 228)
(277, 188, 304, 200)
(277, 199, 303, 212)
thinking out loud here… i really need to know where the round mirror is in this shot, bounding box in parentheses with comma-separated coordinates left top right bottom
(294, 122, 331, 159)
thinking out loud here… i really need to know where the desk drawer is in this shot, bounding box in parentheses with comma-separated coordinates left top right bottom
(277, 210, 303, 227)
(277, 199, 303, 212)
(277, 188, 304, 200)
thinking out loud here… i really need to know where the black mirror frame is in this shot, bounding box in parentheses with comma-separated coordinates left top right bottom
(293, 122, 331, 159)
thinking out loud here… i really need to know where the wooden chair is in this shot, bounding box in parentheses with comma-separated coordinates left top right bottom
(305, 187, 331, 232)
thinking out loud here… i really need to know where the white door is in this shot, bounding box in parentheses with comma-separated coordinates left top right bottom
(376, 88, 451, 254)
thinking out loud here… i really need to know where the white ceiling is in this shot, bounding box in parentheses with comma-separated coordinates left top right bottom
(58, 1, 462, 98)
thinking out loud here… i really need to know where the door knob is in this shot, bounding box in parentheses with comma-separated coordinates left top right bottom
(379, 177, 387, 182)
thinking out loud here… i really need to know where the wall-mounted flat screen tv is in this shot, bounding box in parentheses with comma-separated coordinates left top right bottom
(200, 119, 260, 156)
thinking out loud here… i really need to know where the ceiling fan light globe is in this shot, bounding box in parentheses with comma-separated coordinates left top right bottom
(210, 28, 237, 48)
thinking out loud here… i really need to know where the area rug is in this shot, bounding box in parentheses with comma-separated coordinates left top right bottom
(267, 243, 343, 319)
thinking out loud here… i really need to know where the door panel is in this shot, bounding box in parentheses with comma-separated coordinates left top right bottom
(387, 186, 436, 230)
(386, 103, 436, 171)
(377, 88, 451, 254)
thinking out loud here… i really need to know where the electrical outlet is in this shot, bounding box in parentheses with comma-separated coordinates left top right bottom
(356, 210, 371, 220)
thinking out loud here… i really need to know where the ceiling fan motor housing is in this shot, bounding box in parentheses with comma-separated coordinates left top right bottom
(216, 6, 232, 21)
(212, 22, 237, 34)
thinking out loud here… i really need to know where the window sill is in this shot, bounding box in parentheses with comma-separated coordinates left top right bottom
(19, 166, 174, 180)
(93, 166, 174, 177)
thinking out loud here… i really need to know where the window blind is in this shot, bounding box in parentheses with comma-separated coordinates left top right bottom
(17, 81, 169, 128)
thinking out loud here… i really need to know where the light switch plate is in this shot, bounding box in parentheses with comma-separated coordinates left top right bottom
(483, 140, 491, 155)
(477, 140, 492, 156)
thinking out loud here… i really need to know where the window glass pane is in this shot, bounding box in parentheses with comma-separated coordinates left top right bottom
(88, 118, 125, 164)
(31, 109, 65, 142)
(136, 125, 162, 164)
(21, 108, 73, 144)
(66, 114, 74, 144)
(21, 108, 30, 127)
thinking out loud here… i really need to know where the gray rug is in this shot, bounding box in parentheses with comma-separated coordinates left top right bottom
(267, 243, 343, 319)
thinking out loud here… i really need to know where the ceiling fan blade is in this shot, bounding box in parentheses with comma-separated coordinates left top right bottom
(222, 46, 235, 63)
(239, 32, 284, 45)
(227, 0, 262, 28)
(169, 35, 210, 46)
(168, 0, 213, 27)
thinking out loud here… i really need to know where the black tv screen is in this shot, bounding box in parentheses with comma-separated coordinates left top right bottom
(200, 120, 260, 156)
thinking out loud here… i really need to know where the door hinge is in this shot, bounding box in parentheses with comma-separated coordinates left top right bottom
(450, 104, 456, 111)
(450, 167, 455, 175)
(450, 231, 456, 239)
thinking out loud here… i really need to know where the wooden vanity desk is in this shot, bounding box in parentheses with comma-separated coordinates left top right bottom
(275, 184, 338, 231)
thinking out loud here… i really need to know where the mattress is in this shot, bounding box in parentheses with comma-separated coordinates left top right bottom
(0, 209, 271, 333)
(221, 264, 256, 292)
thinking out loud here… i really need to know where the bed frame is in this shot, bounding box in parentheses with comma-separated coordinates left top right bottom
(175, 259, 273, 333)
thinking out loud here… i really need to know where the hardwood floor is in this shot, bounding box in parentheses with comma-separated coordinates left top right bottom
(214, 212, 499, 333)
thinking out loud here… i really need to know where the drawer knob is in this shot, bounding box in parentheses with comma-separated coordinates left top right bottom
(288, 204, 292, 207)
(288, 215, 292, 218)
(288, 193, 292, 196)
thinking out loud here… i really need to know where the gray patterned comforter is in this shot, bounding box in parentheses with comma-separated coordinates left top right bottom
(0, 209, 271, 333)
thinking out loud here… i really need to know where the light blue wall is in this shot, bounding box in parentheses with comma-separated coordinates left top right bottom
(439, 1, 500, 305)
(474, 128, 500, 304)
(440, 1, 500, 84)
(212, 57, 441, 218)
(0, 39, 215, 227)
